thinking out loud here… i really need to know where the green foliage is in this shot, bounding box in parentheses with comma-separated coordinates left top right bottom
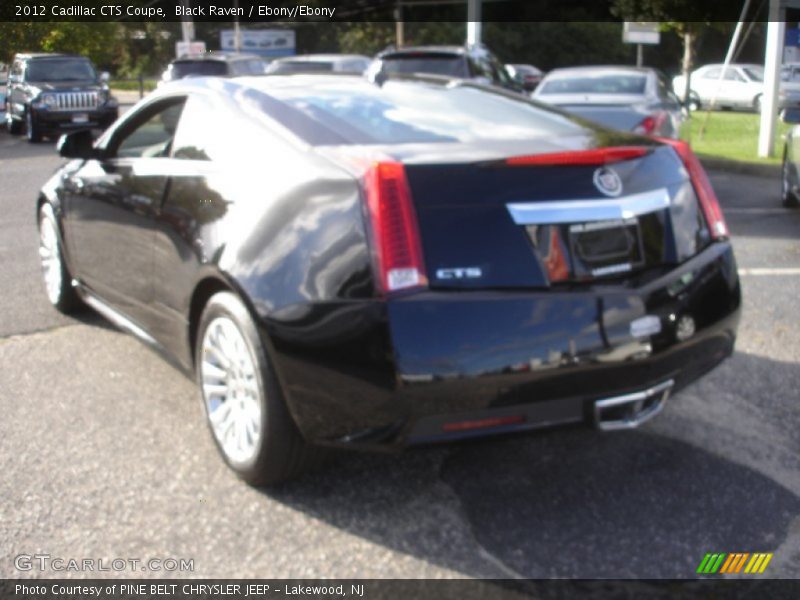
(484, 22, 631, 70)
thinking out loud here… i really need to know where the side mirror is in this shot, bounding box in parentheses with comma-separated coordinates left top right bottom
(782, 108, 800, 124)
(57, 130, 97, 159)
(100, 71, 110, 84)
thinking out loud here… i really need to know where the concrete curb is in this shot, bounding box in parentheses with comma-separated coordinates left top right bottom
(699, 156, 781, 178)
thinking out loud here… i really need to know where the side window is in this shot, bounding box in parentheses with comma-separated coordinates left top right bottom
(171, 95, 230, 161)
(113, 99, 186, 159)
(723, 69, 744, 82)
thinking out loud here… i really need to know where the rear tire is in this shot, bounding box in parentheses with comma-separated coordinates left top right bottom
(196, 292, 321, 485)
(38, 203, 81, 313)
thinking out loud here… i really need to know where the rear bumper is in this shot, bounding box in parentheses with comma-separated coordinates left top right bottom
(262, 240, 740, 450)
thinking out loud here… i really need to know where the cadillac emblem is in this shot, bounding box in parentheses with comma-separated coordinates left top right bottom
(593, 166, 623, 197)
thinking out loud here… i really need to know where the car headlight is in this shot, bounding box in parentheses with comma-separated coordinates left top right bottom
(41, 93, 57, 108)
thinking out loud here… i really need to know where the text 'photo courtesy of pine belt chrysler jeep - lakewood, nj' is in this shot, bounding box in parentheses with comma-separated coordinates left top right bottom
(37, 72, 741, 485)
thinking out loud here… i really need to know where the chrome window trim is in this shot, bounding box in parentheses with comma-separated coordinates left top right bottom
(507, 188, 670, 225)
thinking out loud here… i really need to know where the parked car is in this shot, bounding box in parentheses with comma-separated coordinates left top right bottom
(533, 66, 685, 138)
(367, 44, 522, 92)
(781, 107, 800, 208)
(5, 53, 118, 143)
(779, 63, 800, 111)
(672, 63, 765, 112)
(42, 73, 740, 484)
(506, 63, 544, 91)
(159, 53, 266, 85)
(265, 54, 371, 75)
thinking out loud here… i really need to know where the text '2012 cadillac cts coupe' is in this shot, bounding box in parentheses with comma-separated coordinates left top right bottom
(38, 74, 741, 484)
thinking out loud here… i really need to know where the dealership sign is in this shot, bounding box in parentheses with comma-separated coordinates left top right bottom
(220, 30, 295, 58)
(623, 22, 660, 45)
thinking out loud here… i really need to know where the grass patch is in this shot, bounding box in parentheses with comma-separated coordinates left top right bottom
(686, 110, 790, 166)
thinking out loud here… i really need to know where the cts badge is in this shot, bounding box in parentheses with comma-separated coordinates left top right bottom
(593, 166, 623, 197)
(436, 267, 482, 280)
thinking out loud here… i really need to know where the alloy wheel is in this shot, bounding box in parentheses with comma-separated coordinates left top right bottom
(200, 316, 262, 464)
(39, 208, 63, 305)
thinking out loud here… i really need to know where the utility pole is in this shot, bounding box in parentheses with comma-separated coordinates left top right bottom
(467, 0, 481, 45)
(395, 1, 404, 47)
(180, 0, 194, 45)
(234, 0, 241, 53)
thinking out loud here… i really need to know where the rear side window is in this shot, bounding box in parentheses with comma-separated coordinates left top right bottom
(380, 55, 469, 78)
(172, 61, 228, 79)
(539, 74, 647, 95)
(113, 99, 186, 159)
(263, 80, 584, 145)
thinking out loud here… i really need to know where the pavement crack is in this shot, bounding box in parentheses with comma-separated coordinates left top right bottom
(0, 323, 83, 344)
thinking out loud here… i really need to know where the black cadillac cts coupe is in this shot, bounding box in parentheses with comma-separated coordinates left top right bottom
(38, 74, 741, 484)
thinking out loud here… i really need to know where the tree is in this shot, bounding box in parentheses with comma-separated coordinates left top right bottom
(611, 0, 736, 102)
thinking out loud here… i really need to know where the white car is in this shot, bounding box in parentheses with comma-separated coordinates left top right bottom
(673, 63, 765, 112)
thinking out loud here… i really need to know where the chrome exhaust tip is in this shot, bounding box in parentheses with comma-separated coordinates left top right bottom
(594, 379, 674, 431)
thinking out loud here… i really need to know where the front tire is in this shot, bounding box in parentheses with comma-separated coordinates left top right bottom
(26, 109, 42, 143)
(38, 203, 81, 312)
(782, 147, 800, 208)
(196, 292, 320, 485)
(6, 112, 23, 134)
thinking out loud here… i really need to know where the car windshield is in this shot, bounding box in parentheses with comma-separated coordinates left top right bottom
(742, 66, 764, 82)
(539, 74, 647, 95)
(260, 79, 584, 145)
(172, 61, 228, 79)
(26, 58, 96, 82)
(380, 55, 469, 78)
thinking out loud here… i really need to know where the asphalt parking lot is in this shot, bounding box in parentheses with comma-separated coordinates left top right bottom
(1, 126, 799, 580)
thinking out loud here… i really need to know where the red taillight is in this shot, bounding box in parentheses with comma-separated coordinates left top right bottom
(505, 146, 650, 166)
(658, 138, 729, 239)
(364, 161, 428, 293)
(633, 111, 668, 136)
(442, 415, 526, 433)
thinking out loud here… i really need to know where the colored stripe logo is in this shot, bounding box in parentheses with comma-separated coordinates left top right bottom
(696, 552, 773, 574)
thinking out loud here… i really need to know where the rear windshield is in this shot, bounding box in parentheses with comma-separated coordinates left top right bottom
(268, 61, 335, 74)
(258, 79, 583, 145)
(539, 74, 647, 95)
(26, 58, 96, 82)
(172, 61, 228, 79)
(380, 55, 469, 78)
(742, 66, 764, 82)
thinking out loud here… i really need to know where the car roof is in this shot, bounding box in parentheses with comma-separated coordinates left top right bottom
(15, 53, 87, 60)
(380, 45, 467, 57)
(152, 72, 477, 101)
(173, 53, 261, 63)
(273, 54, 370, 63)
(698, 63, 763, 70)
(542, 66, 654, 80)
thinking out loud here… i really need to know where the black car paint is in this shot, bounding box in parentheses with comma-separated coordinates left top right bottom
(41, 75, 741, 450)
